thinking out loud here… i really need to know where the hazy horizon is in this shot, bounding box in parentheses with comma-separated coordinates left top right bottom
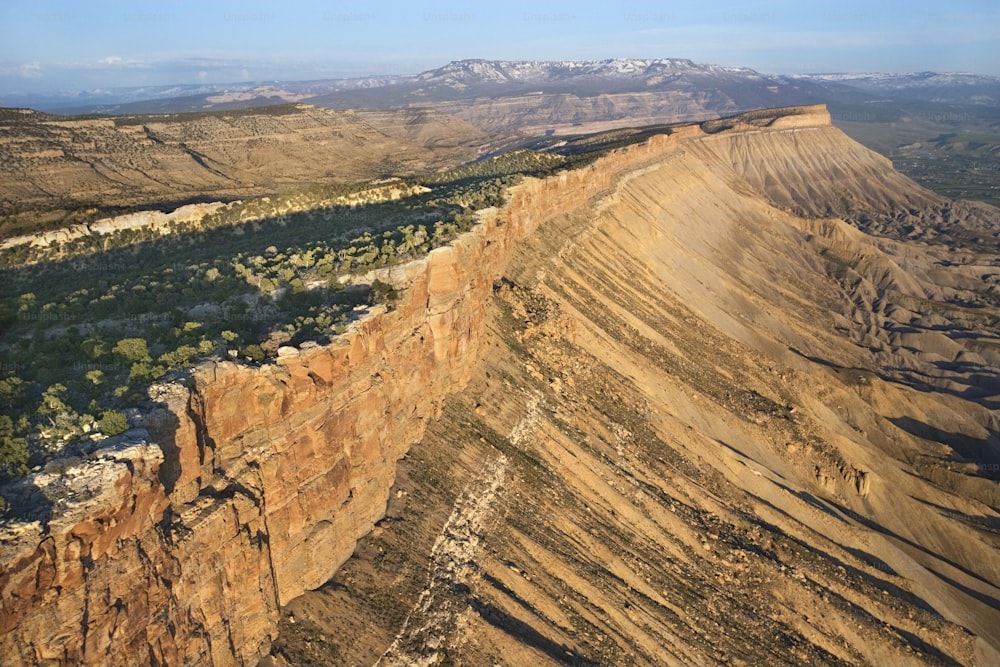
(2, 0, 998, 97)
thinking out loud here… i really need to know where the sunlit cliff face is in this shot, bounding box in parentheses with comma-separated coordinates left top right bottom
(3, 106, 999, 666)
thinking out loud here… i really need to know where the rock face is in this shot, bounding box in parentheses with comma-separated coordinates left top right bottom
(4, 104, 997, 666)
(0, 202, 230, 251)
(0, 102, 762, 665)
(271, 105, 1000, 666)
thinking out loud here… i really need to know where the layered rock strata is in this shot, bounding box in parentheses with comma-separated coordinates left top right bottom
(16, 104, 991, 667)
(2, 103, 805, 665)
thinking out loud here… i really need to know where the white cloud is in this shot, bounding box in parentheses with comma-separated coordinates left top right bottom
(0, 62, 44, 78)
(18, 62, 44, 78)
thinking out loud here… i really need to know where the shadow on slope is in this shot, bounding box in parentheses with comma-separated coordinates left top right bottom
(889, 417, 1000, 479)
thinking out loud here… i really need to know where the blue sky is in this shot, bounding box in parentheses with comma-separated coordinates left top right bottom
(2, 0, 998, 94)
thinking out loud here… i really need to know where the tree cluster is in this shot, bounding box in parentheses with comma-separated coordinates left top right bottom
(0, 148, 587, 482)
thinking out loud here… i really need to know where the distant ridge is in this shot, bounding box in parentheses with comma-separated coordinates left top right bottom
(5, 58, 998, 116)
(417, 57, 759, 82)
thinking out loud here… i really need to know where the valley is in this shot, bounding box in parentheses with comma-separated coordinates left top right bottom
(830, 102, 1000, 208)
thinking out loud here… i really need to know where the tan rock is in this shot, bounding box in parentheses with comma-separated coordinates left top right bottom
(0, 106, 863, 666)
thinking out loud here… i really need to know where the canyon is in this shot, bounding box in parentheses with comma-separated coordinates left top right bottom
(2, 105, 999, 666)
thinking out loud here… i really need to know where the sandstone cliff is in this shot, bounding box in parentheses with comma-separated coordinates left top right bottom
(270, 105, 1000, 666)
(3, 105, 998, 666)
(0, 104, 727, 665)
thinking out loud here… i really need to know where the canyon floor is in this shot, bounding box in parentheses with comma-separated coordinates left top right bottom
(266, 119, 1000, 666)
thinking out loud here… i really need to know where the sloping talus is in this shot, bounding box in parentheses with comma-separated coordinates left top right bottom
(271, 106, 1000, 666)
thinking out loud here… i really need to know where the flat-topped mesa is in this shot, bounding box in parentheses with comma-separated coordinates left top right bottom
(0, 104, 893, 666)
(699, 104, 832, 133)
(766, 104, 833, 129)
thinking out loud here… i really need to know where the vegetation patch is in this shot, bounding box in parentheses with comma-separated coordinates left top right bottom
(0, 146, 604, 488)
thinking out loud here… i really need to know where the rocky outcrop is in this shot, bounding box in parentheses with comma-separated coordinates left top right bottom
(0, 181, 432, 253)
(1, 105, 847, 665)
(0, 202, 230, 250)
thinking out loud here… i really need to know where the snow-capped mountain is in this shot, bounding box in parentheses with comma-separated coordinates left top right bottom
(289, 58, 837, 136)
(10, 58, 999, 117)
(416, 58, 759, 85)
(299, 57, 799, 113)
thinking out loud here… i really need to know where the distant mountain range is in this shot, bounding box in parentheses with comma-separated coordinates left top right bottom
(3, 58, 997, 211)
(5, 59, 998, 117)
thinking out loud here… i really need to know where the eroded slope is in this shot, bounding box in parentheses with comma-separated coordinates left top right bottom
(2, 105, 997, 667)
(0, 105, 487, 231)
(269, 110, 1000, 666)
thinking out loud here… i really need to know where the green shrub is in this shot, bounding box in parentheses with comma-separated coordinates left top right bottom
(0, 416, 28, 481)
(372, 279, 398, 302)
(159, 345, 198, 369)
(81, 337, 109, 360)
(98, 410, 129, 437)
(113, 338, 152, 365)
